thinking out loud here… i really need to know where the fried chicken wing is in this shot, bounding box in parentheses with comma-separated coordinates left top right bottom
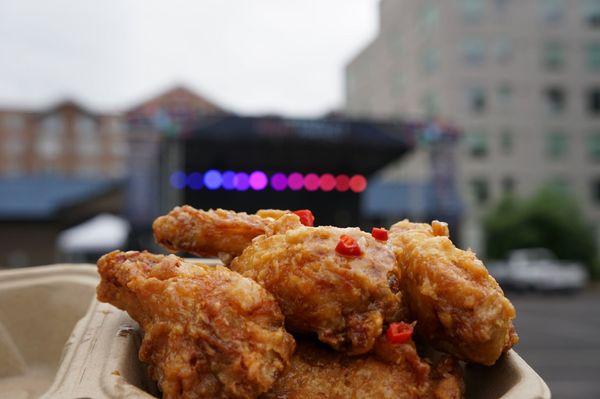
(230, 214, 405, 355)
(96, 251, 295, 399)
(389, 220, 518, 366)
(261, 338, 464, 399)
(153, 206, 288, 260)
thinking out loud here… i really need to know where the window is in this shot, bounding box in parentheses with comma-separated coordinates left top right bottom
(497, 83, 513, 108)
(420, 2, 439, 28)
(502, 176, 516, 195)
(545, 130, 568, 159)
(542, 41, 566, 71)
(420, 47, 440, 74)
(36, 115, 64, 160)
(500, 129, 514, 155)
(586, 43, 600, 71)
(543, 86, 567, 114)
(76, 115, 100, 156)
(581, 0, 600, 28)
(461, 0, 485, 22)
(2, 114, 26, 156)
(421, 92, 440, 117)
(539, 0, 565, 24)
(586, 131, 600, 160)
(494, 37, 513, 64)
(462, 38, 486, 66)
(467, 86, 487, 114)
(587, 87, 600, 116)
(465, 130, 488, 158)
(470, 178, 489, 204)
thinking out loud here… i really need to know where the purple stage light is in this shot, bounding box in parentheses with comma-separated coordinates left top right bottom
(187, 172, 203, 190)
(204, 169, 222, 190)
(319, 174, 336, 192)
(221, 171, 236, 190)
(170, 171, 187, 189)
(249, 171, 268, 190)
(234, 172, 250, 191)
(304, 173, 320, 191)
(270, 173, 288, 191)
(288, 173, 304, 191)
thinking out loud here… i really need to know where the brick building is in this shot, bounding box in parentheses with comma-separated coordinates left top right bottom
(0, 101, 126, 178)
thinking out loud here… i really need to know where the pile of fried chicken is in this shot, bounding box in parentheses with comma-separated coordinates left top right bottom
(96, 206, 518, 399)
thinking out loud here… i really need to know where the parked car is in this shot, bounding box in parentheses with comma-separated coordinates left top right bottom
(487, 248, 587, 292)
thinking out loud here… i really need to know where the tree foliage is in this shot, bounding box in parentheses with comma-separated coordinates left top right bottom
(484, 187, 597, 268)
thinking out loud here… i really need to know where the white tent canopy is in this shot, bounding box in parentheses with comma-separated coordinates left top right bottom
(58, 213, 130, 252)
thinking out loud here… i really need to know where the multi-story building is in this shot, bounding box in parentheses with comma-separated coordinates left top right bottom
(345, 0, 600, 252)
(0, 101, 127, 178)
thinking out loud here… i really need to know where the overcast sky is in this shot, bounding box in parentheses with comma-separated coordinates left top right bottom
(0, 0, 378, 116)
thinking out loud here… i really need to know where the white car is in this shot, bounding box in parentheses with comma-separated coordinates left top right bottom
(487, 248, 587, 292)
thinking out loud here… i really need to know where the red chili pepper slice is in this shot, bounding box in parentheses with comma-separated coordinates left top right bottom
(292, 209, 314, 227)
(371, 227, 388, 241)
(386, 322, 414, 344)
(335, 234, 362, 257)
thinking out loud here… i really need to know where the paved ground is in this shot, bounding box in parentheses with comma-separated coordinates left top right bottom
(508, 285, 600, 399)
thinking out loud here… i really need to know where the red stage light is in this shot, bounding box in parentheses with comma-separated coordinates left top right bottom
(319, 174, 336, 192)
(335, 174, 350, 192)
(349, 175, 367, 193)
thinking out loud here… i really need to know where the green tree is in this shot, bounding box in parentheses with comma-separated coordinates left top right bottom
(484, 186, 597, 272)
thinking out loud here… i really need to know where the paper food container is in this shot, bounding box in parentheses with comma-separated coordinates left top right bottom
(0, 264, 551, 399)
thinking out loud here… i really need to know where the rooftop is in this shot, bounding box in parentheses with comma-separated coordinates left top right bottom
(0, 176, 123, 221)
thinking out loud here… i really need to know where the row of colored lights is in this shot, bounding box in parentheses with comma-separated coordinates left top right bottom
(170, 170, 368, 193)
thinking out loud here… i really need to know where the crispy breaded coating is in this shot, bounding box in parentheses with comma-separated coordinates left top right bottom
(261, 338, 464, 399)
(153, 206, 288, 259)
(230, 214, 405, 355)
(389, 220, 518, 366)
(96, 251, 295, 399)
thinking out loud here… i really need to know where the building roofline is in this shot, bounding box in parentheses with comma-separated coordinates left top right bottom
(123, 82, 229, 116)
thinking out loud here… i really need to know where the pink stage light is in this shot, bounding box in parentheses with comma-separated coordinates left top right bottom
(249, 171, 268, 190)
(288, 173, 304, 191)
(319, 174, 336, 192)
(304, 173, 320, 191)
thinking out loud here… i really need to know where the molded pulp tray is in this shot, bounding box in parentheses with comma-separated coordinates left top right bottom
(0, 264, 551, 399)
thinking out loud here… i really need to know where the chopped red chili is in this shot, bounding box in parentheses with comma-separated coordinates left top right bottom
(386, 322, 414, 344)
(293, 209, 314, 227)
(335, 234, 362, 257)
(371, 227, 388, 241)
